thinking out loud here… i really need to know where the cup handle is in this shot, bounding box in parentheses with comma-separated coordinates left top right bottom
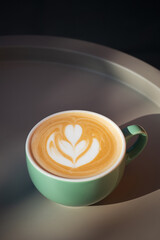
(122, 125, 148, 166)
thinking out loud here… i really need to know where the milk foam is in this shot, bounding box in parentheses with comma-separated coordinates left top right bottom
(30, 111, 123, 179)
(47, 124, 100, 168)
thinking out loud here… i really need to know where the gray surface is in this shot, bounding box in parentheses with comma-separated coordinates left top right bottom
(0, 36, 160, 240)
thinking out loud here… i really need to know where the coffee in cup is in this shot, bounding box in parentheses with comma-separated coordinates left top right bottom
(26, 110, 148, 206)
(30, 111, 124, 179)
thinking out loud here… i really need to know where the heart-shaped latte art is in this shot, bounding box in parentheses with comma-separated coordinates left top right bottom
(65, 124, 82, 146)
(47, 124, 100, 168)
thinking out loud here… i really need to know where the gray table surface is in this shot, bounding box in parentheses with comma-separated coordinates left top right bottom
(0, 36, 160, 240)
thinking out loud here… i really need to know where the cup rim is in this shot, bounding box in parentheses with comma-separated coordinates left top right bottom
(25, 110, 126, 182)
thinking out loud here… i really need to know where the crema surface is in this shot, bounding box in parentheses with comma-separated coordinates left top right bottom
(30, 112, 123, 178)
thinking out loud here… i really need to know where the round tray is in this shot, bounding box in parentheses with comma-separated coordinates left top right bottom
(0, 36, 160, 240)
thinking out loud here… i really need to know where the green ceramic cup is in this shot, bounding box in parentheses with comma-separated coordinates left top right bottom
(25, 111, 148, 206)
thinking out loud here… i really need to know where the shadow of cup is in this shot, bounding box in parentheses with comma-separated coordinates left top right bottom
(95, 114, 160, 205)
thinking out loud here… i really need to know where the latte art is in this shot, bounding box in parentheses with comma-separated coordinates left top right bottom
(30, 111, 123, 178)
(47, 124, 100, 168)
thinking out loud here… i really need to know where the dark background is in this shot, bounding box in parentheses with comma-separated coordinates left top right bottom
(0, 1, 160, 69)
